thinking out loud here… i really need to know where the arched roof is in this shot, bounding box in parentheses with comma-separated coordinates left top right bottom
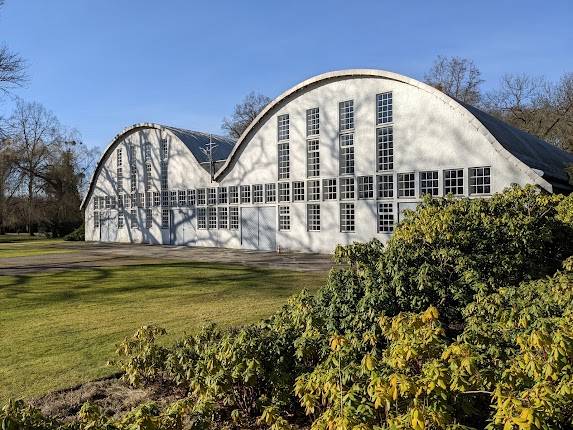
(214, 68, 569, 191)
(80, 123, 236, 209)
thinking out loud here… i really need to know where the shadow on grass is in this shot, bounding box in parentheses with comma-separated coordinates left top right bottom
(0, 262, 326, 305)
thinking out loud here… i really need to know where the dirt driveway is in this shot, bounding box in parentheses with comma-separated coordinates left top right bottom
(0, 241, 334, 275)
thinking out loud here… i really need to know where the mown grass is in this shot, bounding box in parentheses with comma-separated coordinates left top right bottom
(0, 238, 74, 258)
(0, 261, 328, 402)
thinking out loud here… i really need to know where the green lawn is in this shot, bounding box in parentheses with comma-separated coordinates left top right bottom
(0, 262, 328, 401)
(0, 239, 75, 258)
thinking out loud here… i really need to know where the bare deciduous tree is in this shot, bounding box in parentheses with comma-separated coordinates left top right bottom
(485, 73, 573, 152)
(425, 55, 483, 104)
(0, 44, 27, 97)
(4, 100, 61, 234)
(222, 92, 271, 139)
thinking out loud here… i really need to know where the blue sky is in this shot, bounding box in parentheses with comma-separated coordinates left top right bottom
(1, 0, 572, 150)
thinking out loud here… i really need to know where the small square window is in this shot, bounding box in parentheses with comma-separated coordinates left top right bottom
(398, 173, 415, 198)
(292, 181, 305, 202)
(358, 176, 374, 199)
(444, 169, 464, 195)
(420, 171, 439, 196)
(469, 167, 491, 194)
(377, 174, 393, 199)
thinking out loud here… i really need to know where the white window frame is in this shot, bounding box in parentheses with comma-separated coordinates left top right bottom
(278, 205, 290, 231)
(469, 167, 491, 195)
(340, 203, 355, 232)
(398, 172, 416, 198)
(307, 203, 320, 231)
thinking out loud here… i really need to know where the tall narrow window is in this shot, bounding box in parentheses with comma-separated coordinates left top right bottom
(160, 162, 168, 190)
(94, 211, 100, 228)
(229, 207, 239, 230)
(170, 191, 177, 207)
(218, 187, 228, 204)
(187, 189, 196, 206)
(218, 207, 228, 229)
(444, 169, 464, 195)
(197, 188, 206, 206)
(307, 139, 320, 177)
(306, 107, 320, 136)
(378, 202, 394, 233)
(253, 184, 263, 203)
(469, 167, 491, 195)
(278, 206, 290, 230)
(277, 114, 289, 141)
(292, 181, 305, 202)
(178, 190, 187, 207)
(240, 185, 251, 204)
(340, 177, 355, 200)
(339, 100, 354, 130)
(307, 180, 320, 201)
(377, 174, 394, 199)
(161, 209, 169, 229)
(229, 186, 239, 204)
(339, 134, 355, 175)
(131, 209, 138, 229)
(278, 182, 290, 202)
(145, 208, 152, 228)
(340, 203, 355, 232)
(130, 168, 137, 192)
(145, 192, 151, 208)
(207, 188, 217, 205)
(420, 171, 439, 196)
(376, 92, 393, 124)
(265, 183, 276, 203)
(377, 126, 393, 171)
(207, 207, 217, 229)
(398, 173, 415, 197)
(144, 142, 151, 161)
(161, 191, 169, 207)
(160, 139, 168, 160)
(197, 207, 206, 229)
(153, 192, 160, 207)
(117, 149, 123, 189)
(278, 142, 290, 180)
(145, 163, 152, 191)
(322, 178, 337, 200)
(307, 204, 320, 231)
(118, 211, 124, 228)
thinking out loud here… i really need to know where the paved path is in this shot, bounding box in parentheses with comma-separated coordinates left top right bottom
(0, 242, 334, 275)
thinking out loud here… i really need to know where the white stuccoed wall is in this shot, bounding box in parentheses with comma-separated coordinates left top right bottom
(85, 72, 548, 253)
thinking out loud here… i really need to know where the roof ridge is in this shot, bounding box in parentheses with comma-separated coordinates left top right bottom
(162, 125, 235, 143)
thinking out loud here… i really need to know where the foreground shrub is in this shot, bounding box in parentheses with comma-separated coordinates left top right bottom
(4, 186, 573, 429)
(63, 224, 84, 241)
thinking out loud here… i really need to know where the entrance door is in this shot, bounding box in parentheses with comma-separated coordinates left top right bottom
(240, 207, 276, 251)
(172, 208, 196, 246)
(100, 211, 117, 242)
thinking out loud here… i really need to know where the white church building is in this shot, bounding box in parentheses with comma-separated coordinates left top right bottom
(81, 69, 573, 253)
